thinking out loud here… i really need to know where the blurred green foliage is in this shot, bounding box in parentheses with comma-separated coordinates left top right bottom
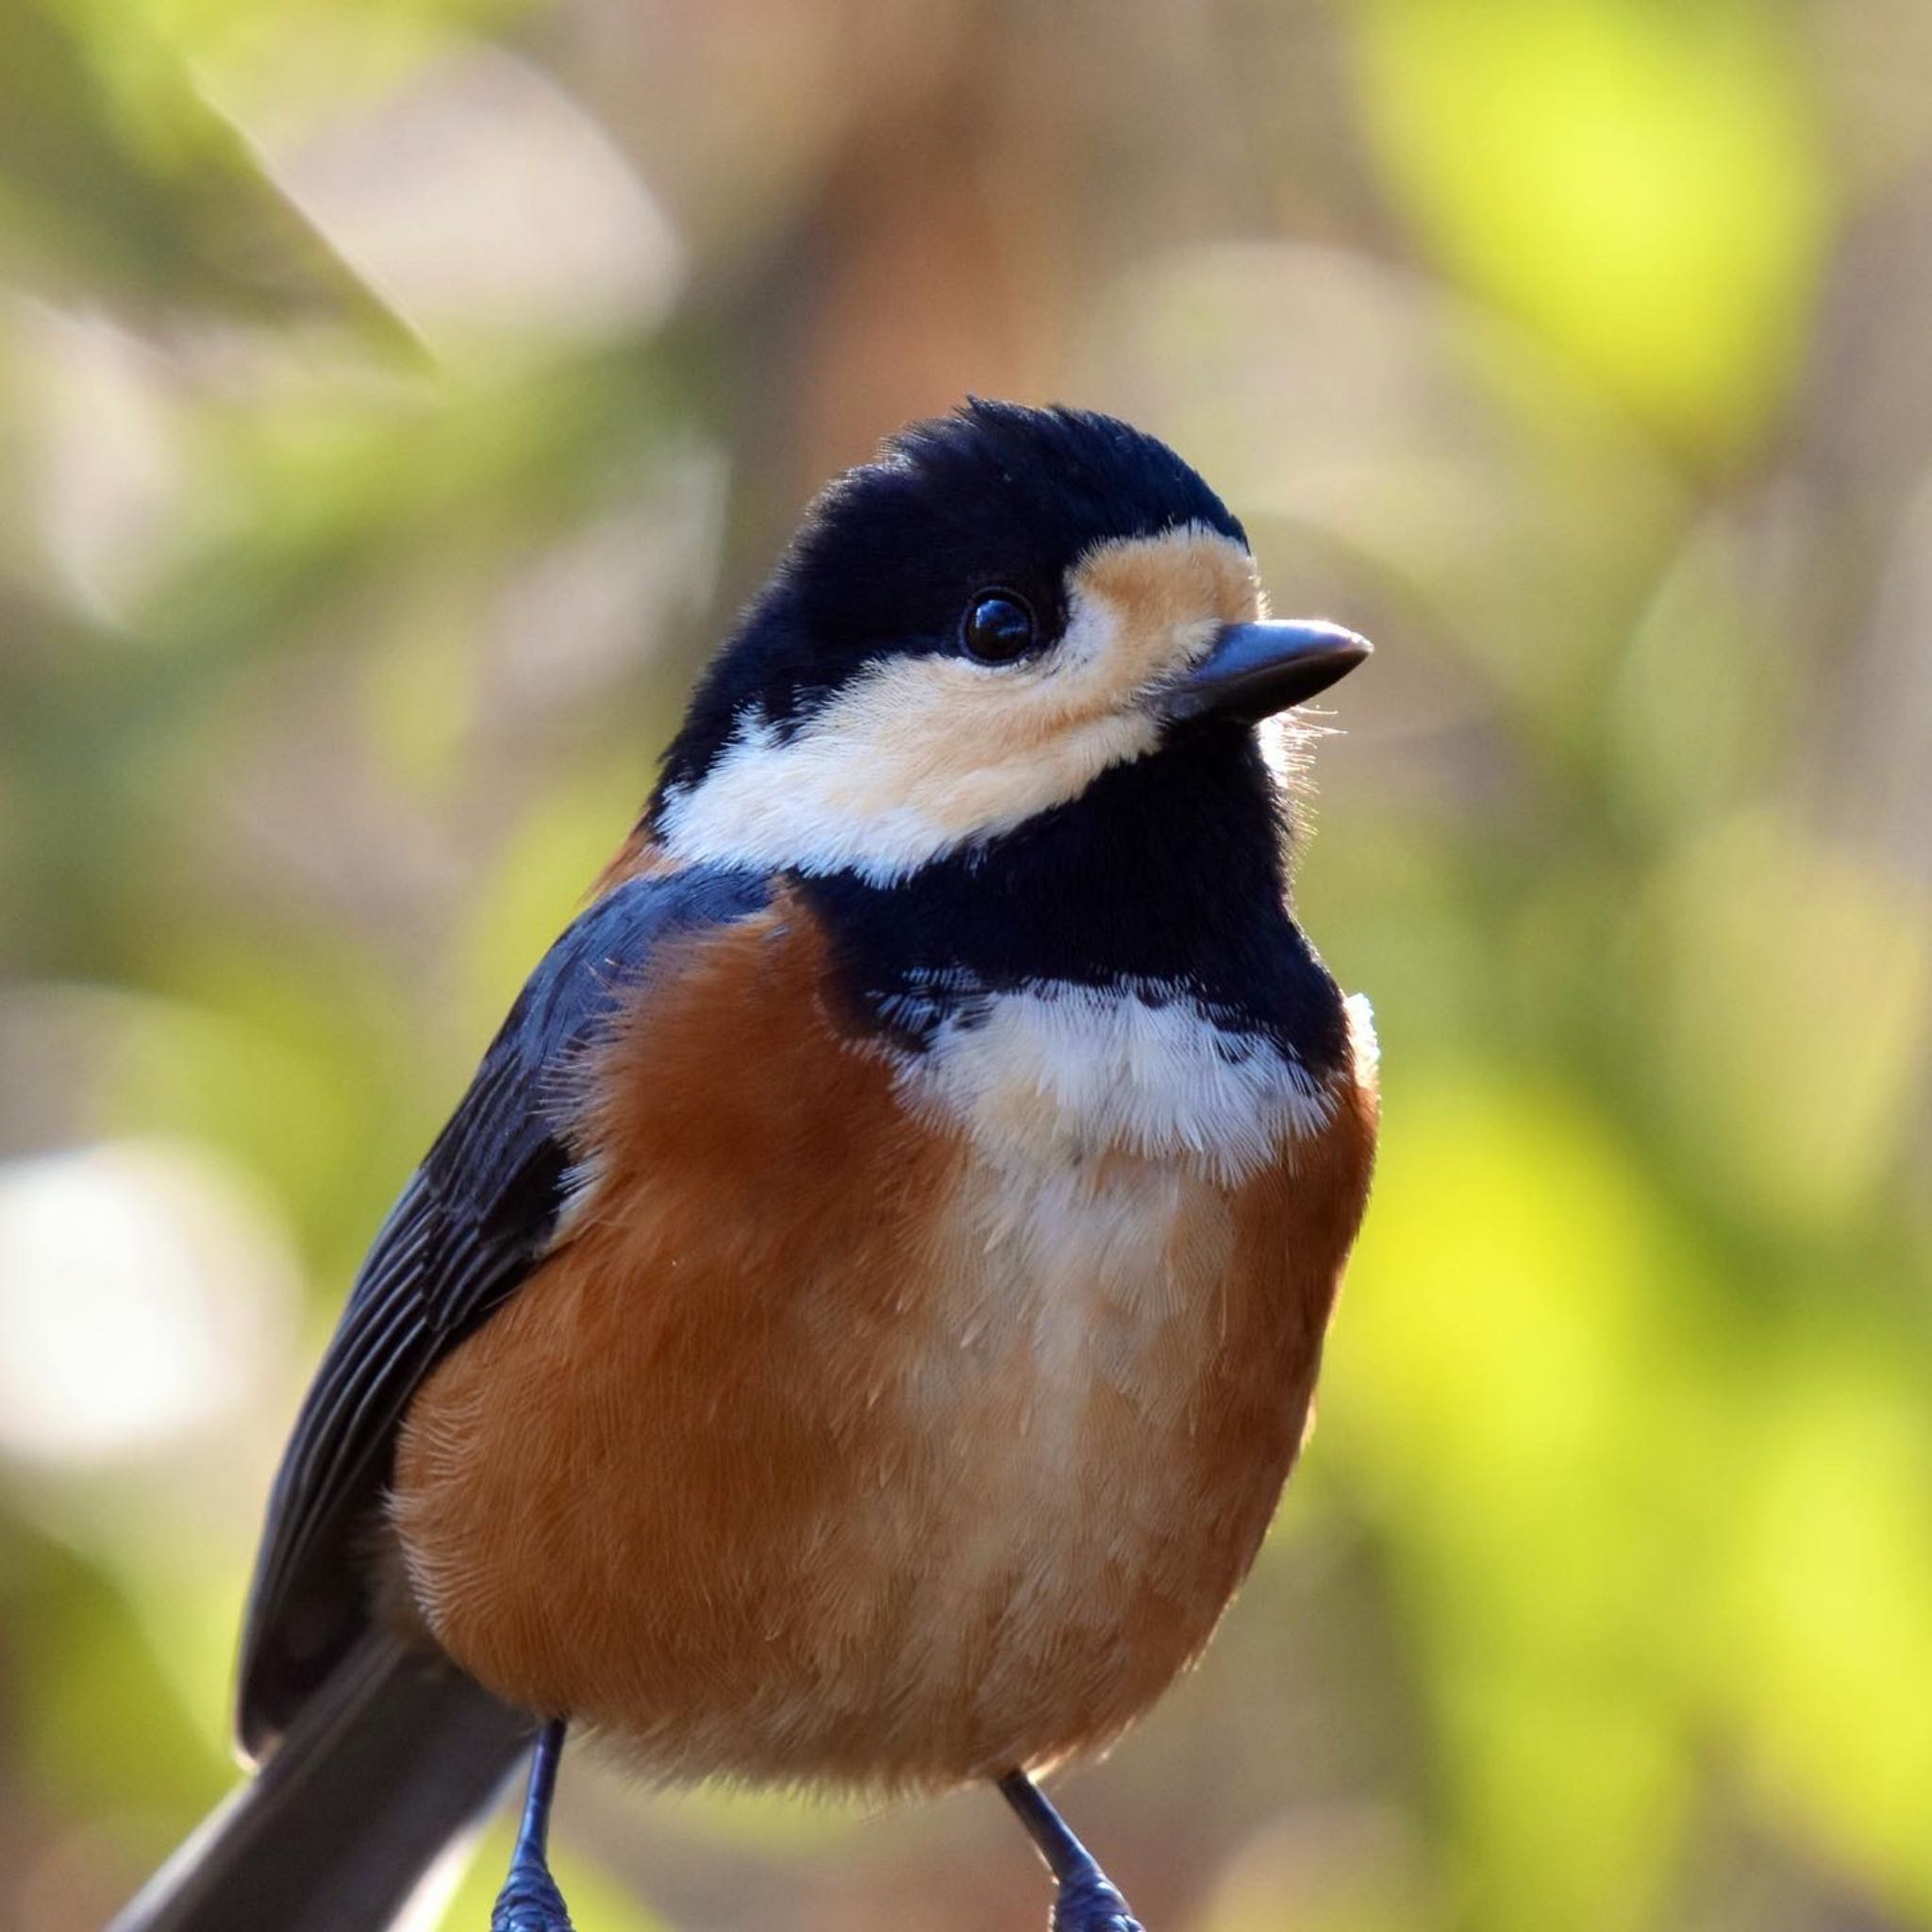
(1, 3, 1929, 1931)
(1356, 0, 1829, 463)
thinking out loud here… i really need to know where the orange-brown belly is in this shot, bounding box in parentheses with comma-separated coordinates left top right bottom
(389, 910, 1372, 1790)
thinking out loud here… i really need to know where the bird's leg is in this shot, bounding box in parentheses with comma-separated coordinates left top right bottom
(998, 1772, 1145, 1932)
(489, 1719, 575, 1932)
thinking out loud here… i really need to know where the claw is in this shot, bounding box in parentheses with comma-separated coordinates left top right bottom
(490, 1862, 575, 1932)
(1053, 1871, 1144, 1932)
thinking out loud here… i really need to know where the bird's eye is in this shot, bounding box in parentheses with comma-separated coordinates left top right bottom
(960, 591, 1037, 664)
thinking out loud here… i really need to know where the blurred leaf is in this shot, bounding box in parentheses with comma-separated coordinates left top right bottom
(1607, 512, 1795, 831)
(97, 982, 380, 1265)
(1350, 0, 1831, 466)
(4, 1527, 226, 1823)
(1331, 1074, 1711, 1930)
(1638, 810, 1932, 1233)
(1719, 1350, 1932, 1916)
(0, 0, 412, 345)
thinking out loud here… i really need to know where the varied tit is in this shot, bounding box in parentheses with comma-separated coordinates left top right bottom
(112, 399, 1377, 1932)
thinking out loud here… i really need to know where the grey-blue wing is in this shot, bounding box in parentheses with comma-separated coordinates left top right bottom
(236, 863, 774, 1757)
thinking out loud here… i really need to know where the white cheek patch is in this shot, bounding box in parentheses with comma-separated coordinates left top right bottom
(654, 691, 1160, 885)
(653, 525, 1265, 884)
(891, 980, 1335, 1183)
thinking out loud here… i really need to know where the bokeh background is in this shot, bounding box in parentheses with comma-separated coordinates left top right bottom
(2, 2, 1930, 1928)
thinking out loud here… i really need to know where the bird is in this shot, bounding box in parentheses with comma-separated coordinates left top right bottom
(109, 399, 1378, 1932)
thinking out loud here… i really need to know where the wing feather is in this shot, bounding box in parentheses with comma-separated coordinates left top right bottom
(237, 863, 773, 1757)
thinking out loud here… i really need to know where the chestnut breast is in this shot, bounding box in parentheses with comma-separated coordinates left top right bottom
(390, 895, 1377, 1790)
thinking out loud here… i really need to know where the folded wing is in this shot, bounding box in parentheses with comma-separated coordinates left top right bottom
(236, 863, 774, 1757)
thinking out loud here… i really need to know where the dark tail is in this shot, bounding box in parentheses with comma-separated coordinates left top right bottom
(108, 1633, 532, 1932)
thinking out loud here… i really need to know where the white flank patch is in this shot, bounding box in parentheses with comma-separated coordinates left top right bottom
(1343, 991, 1380, 1084)
(893, 980, 1334, 1183)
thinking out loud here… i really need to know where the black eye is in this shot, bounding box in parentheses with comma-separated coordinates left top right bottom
(960, 591, 1037, 664)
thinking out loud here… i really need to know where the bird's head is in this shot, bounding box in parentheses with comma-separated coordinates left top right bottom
(648, 400, 1367, 886)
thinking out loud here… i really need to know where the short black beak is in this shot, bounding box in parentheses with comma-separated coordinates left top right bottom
(1154, 619, 1372, 725)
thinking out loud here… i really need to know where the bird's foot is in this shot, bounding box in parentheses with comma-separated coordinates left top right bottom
(1052, 1869, 1144, 1932)
(489, 1856, 575, 1932)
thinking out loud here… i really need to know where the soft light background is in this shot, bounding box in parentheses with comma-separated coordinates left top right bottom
(2, 2, 1929, 1929)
